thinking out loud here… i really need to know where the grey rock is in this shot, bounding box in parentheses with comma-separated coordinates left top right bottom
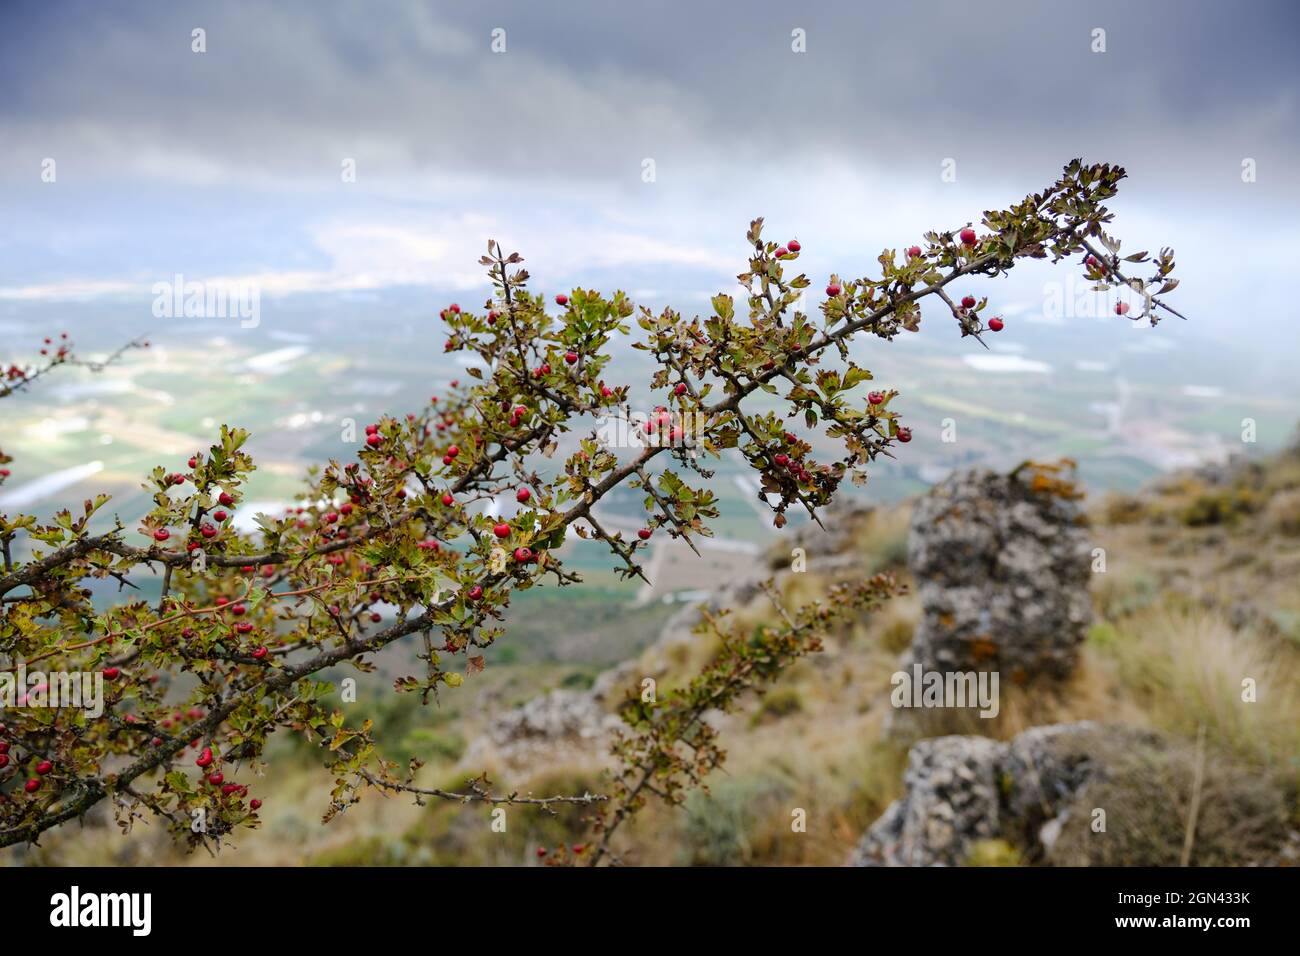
(464, 689, 622, 769)
(906, 466, 1093, 680)
(852, 734, 1004, 866)
(852, 722, 1125, 866)
(767, 501, 875, 569)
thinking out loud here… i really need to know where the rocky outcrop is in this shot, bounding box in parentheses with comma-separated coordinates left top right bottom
(852, 734, 1006, 867)
(853, 722, 1295, 866)
(906, 465, 1092, 680)
(767, 501, 875, 570)
(853, 722, 1130, 866)
(463, 690, 622, 771)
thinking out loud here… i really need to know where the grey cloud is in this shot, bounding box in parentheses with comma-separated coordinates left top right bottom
(2, 0, 1296, 195)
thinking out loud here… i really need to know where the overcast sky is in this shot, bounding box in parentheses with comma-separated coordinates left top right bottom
(1, 0, 1296, 355)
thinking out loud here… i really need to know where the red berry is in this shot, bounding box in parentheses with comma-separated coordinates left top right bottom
(674, 382, 687, 396)
(235, 622, 253, 634)
(24, 778, 40, 793)
(0, 754, 8, 769)
(565, 351, 578, 365)
(637, 528, 652, 540)
(787, 239, 801, 253)
(896, 427, 913, 443)
(208, 772, 224, 785)
(218, 492, 235, 506)
(212, 509, 228, 522)
(536, 847, 548, 858)
(103, 667, 120, 680)
(516, 488, 531, 503)
(514, 547, 532, 563)
(195, 747, 214, 768)
(960, 227, 977, 245)
(1115, 302, 1130, 315)
(222, 783, 242, 796)
(366, 434, 382, 447)
(252, 646, 268, 659)
(36, 759, 53, 774)
(230, 603, 246, 616)
(153, 528, 170, 542)
(467, 585, 484, 601)
(907, 245, 922, 258)
(447, 445, 459, 458)
(773, 453, 789, 466)
(369, 612, 381, 623)
(555, 294, 569, 306)
(868, 391, 885, 405)
(961, 295, 976, 309)
(188, 456, 198, 468)
(250, 798, 263, 810)
(825, 283, 841, 296)
(987, 317, 1004, 332)
(493, 523, 511, 539)
(775, 246, 788, 258)
(442, 493, 455, 506)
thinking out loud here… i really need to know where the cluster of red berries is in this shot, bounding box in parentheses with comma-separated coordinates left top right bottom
(536, 843, 586, 859)
(957, 293, 1003, 333)
(770, 431, 823, 487)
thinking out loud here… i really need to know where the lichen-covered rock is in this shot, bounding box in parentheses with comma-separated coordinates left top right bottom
(852, 722, 1293, 867)
(767, 501, 875, 570)
(853, 722, 1112, 866)
(463, 690, 622, 771)
(851, 734, 1004, 866)
(906, 464, 1092, 680)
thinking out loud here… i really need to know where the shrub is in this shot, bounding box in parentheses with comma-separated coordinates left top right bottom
(1049, 737, 1292, 866)
(0, 161, 1183, 861)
